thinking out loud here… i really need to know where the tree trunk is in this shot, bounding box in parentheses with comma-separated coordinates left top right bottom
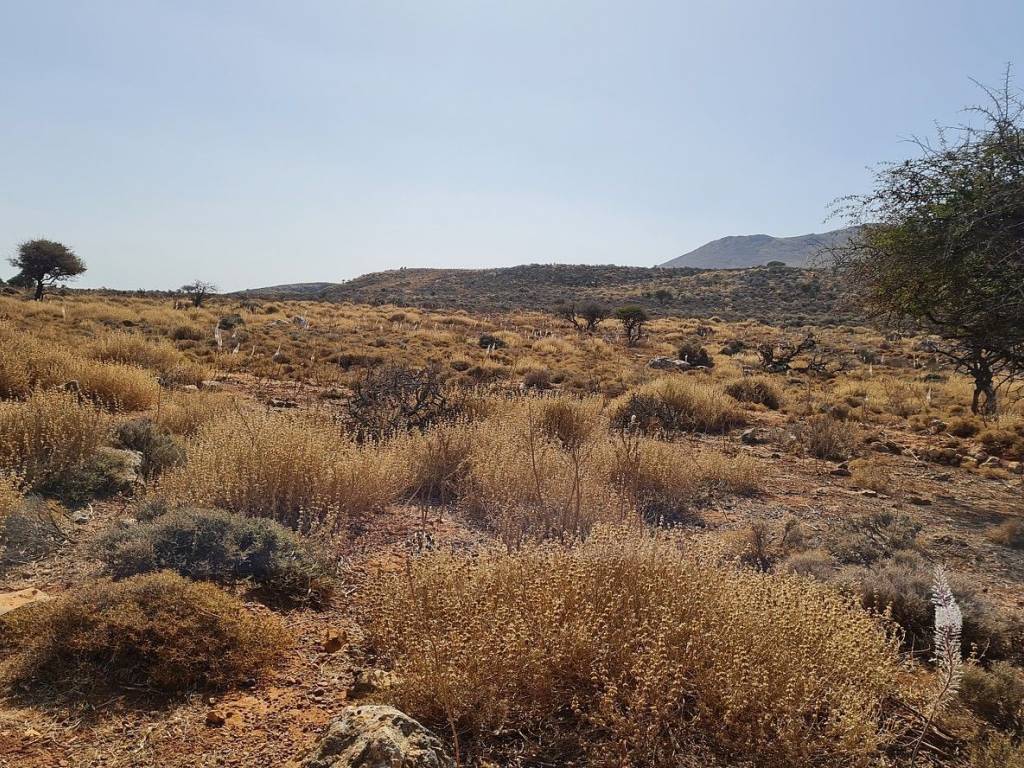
(970, 363, 997, 415)
(33, 280, 44, 301)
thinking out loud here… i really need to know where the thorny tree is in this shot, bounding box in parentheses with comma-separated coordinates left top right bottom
(555, 300, 609, 332)
(830, 71, 1024, 414)
(344, 363, 458, 441)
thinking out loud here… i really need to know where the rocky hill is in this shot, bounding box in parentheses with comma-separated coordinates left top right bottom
(661, 227, 860, 269)
(238, 263, 857, 325)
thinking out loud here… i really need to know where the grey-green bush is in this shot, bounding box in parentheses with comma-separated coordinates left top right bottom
(97, 507, 333, 605)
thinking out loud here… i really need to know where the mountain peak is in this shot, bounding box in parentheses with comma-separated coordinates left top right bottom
(661, 226, 859, 269)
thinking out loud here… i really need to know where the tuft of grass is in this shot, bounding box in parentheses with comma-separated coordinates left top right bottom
(723, 375, 782, 410)
(1, 571, 289, 693)
(156, 409, 403, 531)
(0, 390, 109, 493)
(796, 414, 857, 461)
(987, 519, 1024, 550)
(610, 377, 746, 434)
(364, 526, 907, 767)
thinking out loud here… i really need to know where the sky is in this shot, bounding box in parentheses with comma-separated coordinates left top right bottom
(1, 1, 1021, 292)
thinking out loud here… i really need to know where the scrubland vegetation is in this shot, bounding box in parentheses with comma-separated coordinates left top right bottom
(0, 284, 1022, 767)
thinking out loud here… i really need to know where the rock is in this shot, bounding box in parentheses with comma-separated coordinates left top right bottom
(974, 450, 990, 463)
(94, 447, 143, 488)
(907, 494, 933, 506)
(71, 510, 91, 524)
(1009, 461, 1023, 475)
(883, 440, 904, 455)
(201, 380, 223, 390)
(348, 669, 399, 697)
(740, 428, 764, 446)
(205, 710, 226, 727)
(323, 629, 345, 654)
(869, 441, 889, 453)
(301, 705, 452, 768)
(0, 587, 51, 616)
(269, 398, 299, 409)
(647, 356, 691, 372)
(830, 463, 852, 477)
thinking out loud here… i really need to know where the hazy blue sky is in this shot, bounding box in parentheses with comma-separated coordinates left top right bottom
(1, 1, 1021, 291)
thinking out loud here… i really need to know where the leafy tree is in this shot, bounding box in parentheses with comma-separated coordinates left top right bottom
(180, 280, 217, 308)
(614, 306, 648, 346)
(653, 288, 674, 306)
(8, 239, 86, 300)
(831, 73, 1024, 414)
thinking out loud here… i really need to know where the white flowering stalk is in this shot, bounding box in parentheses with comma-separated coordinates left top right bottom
(910, 565, 963, 765)
(931, 566, 964, 699)
(213, 323, 223, 350)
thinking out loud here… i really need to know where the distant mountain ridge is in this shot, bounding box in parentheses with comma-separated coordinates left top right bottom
(236, 262, 859, 325)
(661, 226, 860, 269)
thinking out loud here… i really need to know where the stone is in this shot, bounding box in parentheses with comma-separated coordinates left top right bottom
(348, 669, 399, 697)
(323, 629, 345, 654)
(0, 587, 51, 616)
(94, 447, 143, 488)
(830, 463, 852, 477)
(205, 710, 226, 727)
(301, 705, 452, 768)
(269, 398, 299, 409)
(740, 428, 764, 446)
(647, 356, 691, 372)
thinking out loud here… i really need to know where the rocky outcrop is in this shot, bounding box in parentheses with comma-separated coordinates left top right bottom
(301, 705, 452, 768)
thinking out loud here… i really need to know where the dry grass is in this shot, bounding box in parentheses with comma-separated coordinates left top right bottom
(0, 390, 109, 491)
(610, 376, 746, 434)
(0, 473, 21, 524)
(364, 526, 908, 767)
(156, 409, 403, 530)
(723, 374, 783, 410)
(1, 571, 289, 692)
(0, 324, 160, 411)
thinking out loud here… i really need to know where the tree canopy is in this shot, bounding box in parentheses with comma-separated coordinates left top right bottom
(831, 73, 1024, 413)
(8, 239, 86, 300)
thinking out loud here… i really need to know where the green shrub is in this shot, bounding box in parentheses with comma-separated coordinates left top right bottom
(676, 339, 714, 368)
(961, 662, 1024, 733)
(113, 418, 185, 479)
(97, 507, 333, 605)
(849, 552, 1018, 659)
(0, 572, 289, 692)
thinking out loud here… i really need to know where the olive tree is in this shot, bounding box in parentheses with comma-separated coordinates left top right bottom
(8, 239, 86, 300)
(831, 73, 1024, 414)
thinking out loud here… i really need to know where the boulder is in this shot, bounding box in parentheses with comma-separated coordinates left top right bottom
(94, 447, 143, 488)
(301, 705, 452, 768)
(647, 356, 691, 372)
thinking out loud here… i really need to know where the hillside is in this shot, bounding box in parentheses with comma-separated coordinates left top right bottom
(661, 226, 860, 269)
(239, 263, 857, 325)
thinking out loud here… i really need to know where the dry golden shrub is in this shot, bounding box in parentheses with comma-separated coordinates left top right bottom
(0, 390, 108, 490)
(89, 331, 184, 371)
(723, 374, 783, 410)
(391, 421, 476, 505)
(849, 457, 894, 493)
(0, 324, 160, 411)
(155, 390, 234, 436)
(455, 401, 630, 545)
(364, 526, 907, 767)
(69, 360, 161, 411)
(1, 572, 289, 692)
(604, 432, 762, 522)
(0, 473, 21, 524)
(610, 376, 746, 434)
(157, 409, 403, 530)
